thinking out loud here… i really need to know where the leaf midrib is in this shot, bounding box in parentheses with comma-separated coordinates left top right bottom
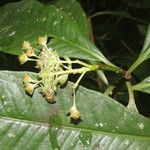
(1, 117, 150, 140)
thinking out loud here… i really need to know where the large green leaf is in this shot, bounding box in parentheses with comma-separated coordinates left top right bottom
(0, 0, 113, 65)
(0, 71, 150, 149)
(132, 76, 150, 94)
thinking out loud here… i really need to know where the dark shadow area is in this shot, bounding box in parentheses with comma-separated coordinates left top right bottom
(0, 51, 37, 72)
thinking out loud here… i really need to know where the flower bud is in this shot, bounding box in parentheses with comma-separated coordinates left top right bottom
(57, 74, 68, 85)
(22, 74, 32, 84)
(25, 83, 35, 95)
(36, 60, 43, 68)
(18, 53, 28, 65)
(69, 106, 80, 120)
(38, 35, 47, 46)
(25, 48, 35, 57)
(22, 41, 32, 50)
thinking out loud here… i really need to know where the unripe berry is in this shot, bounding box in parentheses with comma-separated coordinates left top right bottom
(38, 35, 47, 46)
(57, 74, 68, 85)
(25, 83, 35, 95)
(18, 53, 28, 65)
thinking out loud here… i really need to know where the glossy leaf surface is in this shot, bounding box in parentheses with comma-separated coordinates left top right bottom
(0, 0, 111, 64)
(0, 71, 150, 149)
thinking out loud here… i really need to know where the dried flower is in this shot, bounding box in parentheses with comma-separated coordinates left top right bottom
(18, 53, 28, 65)
(69, 106, 80, 120)
(38, 35, 47, 46)
(25, 48, 35, 57)
(43, 90, 55, 102)
(22, 74, 32, 84)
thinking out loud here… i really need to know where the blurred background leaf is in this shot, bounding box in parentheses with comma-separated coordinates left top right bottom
(132, 76, 150, 94)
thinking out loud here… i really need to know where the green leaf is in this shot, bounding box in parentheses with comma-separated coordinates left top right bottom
(49, 38, 109, 64)
(0, 118, 51, 149)
(52, 0, 90, 38)
(0, 0, 112, 65)
(141, 24, 150, 56)
(128, 24, 150, 73)
(132, 76, 150, 94)
(0, 71, 150, 149)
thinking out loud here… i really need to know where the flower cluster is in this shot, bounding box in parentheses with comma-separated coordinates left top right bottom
(19, 36, 69, 101)
(18, 36, 98, 120)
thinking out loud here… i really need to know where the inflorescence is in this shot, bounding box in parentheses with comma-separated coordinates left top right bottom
(18, 35, 99, 120)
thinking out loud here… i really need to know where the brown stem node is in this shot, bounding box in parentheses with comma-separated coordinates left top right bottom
(124, 70, 132, 80)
